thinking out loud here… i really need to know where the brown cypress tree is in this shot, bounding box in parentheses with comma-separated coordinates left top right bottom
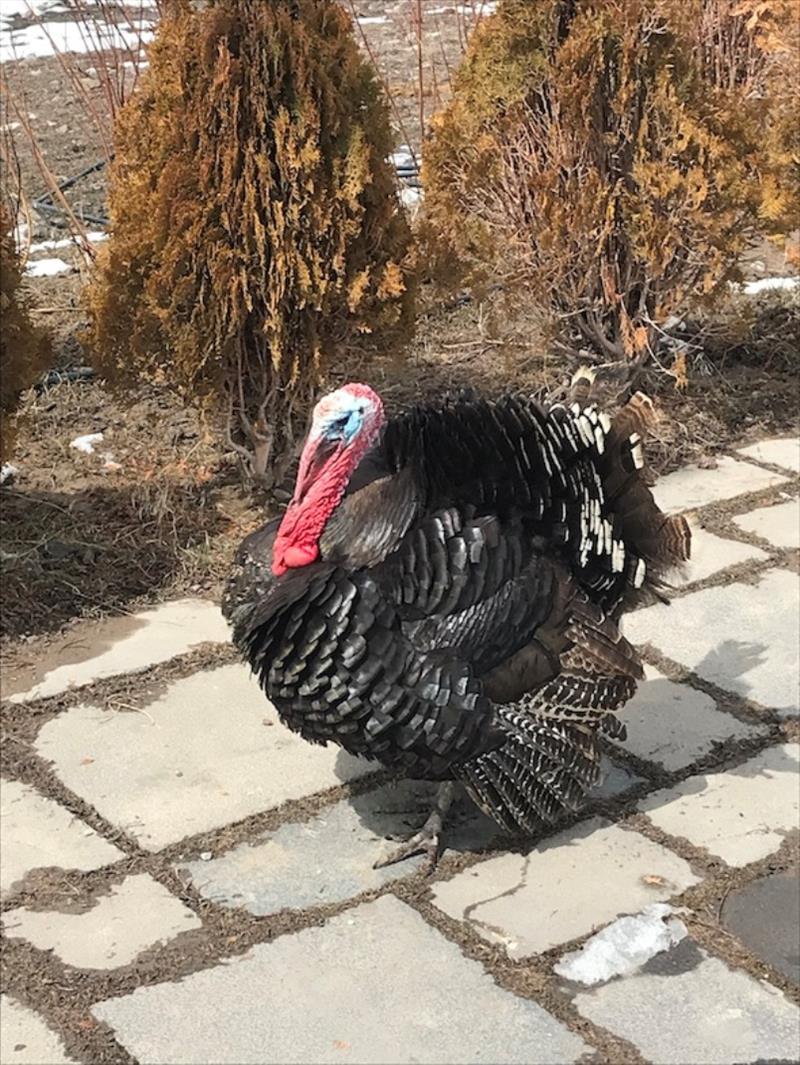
(423, 0, 789, 362)
(88, 0, 414, 482)
(1, 197, 50, 461)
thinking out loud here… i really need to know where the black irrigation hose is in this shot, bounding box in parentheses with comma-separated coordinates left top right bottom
(32, 152, 420, 228)
(35, 367, 97, 393)
(32, 156, 110, 228)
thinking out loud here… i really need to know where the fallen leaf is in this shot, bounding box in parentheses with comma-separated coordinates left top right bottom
(642, 874, 668, 887)
(333, 1041, 351, 1051)
(80, 757, 94, 766)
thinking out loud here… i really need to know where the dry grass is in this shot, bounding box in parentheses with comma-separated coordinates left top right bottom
(0, 379, 264, 641)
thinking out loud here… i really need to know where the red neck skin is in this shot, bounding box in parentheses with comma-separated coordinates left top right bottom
(272, 430, 375, 576)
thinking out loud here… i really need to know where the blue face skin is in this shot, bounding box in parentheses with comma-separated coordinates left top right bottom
(319, 400, 367, 445)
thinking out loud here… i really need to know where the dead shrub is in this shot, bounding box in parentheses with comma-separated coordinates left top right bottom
(88, 0, 414, 484)
(422, 0, 795, 362)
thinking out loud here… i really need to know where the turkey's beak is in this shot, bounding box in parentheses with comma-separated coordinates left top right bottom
(291, 435, 343, 504)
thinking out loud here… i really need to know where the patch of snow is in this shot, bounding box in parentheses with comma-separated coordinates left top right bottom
(1, 19, 153, 63)
(0, 121, 21, 132)
(25, 257, 71, 277)
(28, 230, 108, 253)
(554, 904, 687, 986)
(400, 185, 424, 209)
(356, 15, 388, 24)
(1, 1, 92, 18)
(1, 463, 19, 485)
(456, 1, 498, 15)
(390, 145, 418, 170)
(70, 432, 103, 454)
(741, 276, 799, 296)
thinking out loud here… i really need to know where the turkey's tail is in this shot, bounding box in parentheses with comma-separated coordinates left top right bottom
(454, 708, 601, 835)
(568, 366, 691, 602)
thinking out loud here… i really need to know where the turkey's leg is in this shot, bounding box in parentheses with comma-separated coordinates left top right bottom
(373, 781, 456, 873)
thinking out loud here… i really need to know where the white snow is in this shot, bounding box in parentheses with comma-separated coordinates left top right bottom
(456, 1, 498, 15)
(356, 15, 388, 25)
(554, 904, 687, 986)
(0, 463, 20, 485)
(70, 432, 103, 454)
(27, 230, 108, 253)
(25, 257, 71, 277)
(1, 18, 153, 63)
(741, 276, 799, 296)
(390, 145, 418, 170)
(400, 185, 424, 209)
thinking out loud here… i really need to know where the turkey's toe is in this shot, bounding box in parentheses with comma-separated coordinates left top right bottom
(373, 823, 442, 873)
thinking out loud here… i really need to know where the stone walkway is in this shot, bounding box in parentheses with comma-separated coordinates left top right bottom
(1, 437, 798, 1065)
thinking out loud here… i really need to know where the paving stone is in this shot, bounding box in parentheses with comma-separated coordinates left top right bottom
(430, 819, 701, 958)
(639, 743, 799, 866)
(592, 754, 643, 797)
(737, 436, 800, 474)
(652, 456, 788, 514)
(183, 780, 496, 915)
(572, 941, 800, 1064)
(735, 497, 800, 550)
(6, 599, 229, 704)
(2, 874, 201, 970)
(624, 569, 800, 716)
(721, 871, 800, 983)
(0, 995, 76, 1064)
(676, 520, 768, 585)
(93, 896, 589, 1064)
(618, 666, 766, 771)
(0, 780, 123, 898)
(35, 665, 376, 850)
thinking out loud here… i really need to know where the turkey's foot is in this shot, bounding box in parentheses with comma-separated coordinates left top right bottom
(373, 782, 455, 874)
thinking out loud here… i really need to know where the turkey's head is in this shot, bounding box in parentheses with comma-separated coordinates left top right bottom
(272, 383, 384, 576)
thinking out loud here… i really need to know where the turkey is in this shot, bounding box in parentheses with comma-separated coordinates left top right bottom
(223, 371, 691, 868)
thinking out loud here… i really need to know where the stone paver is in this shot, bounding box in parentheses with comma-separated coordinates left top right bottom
(93, 896, 589, 1064)
(721, 870, 800, 983)
(572, 941, 800, 1065)
(652, 456, 788, 514)
(0, 780, 123, 898)
(7, 599, 229, 704)
(430, 819, 701, 958)
(592, 754, 643, 797)
(675, 520, 768, 585)
(639, 743, 799, 866)
(618, 666, 765, 771)
(0, 995, 76, 1065)
(34, 665, 376, 850)
(624, 568, 800, 716)
(2, 874, 201, 970)
(737, 436, 800, 474)
(734, 497, 800, 549)
(183, 781, 496, 915)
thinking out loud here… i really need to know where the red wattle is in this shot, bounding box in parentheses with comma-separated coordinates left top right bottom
(272, 541, 319, 576)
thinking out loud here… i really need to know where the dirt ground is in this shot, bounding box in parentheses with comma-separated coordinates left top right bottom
(1, 2, 799, 650)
